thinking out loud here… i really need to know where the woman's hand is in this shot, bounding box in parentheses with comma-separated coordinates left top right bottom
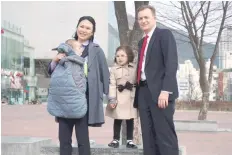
(53, 53, 66, 62)
(110, 103, 117, 109)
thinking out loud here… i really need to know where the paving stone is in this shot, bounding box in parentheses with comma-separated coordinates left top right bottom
(2, 105, 232, 155)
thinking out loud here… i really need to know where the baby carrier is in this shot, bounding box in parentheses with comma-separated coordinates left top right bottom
(47, 43, 87, 118)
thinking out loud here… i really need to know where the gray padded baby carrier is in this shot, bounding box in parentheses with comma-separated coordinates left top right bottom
(47, 43, 87, 118)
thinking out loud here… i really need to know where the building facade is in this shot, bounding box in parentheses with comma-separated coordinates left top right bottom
(177, 60, 202, 101)
(219, 26, 232, 69)
(218, 71, 232, 101)
(108, 23, 120, 66)
(1, 20, 36, 104)
(23, 40, 37, 102)
(177, 60, 218, 101)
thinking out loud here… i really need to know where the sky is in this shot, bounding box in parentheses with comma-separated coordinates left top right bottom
(2, 1, 231, 58)
(119, 1, 231, 43)
(1, 1, 108, 59)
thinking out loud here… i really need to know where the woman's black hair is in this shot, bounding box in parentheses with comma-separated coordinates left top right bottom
(114, 45, 134, 64)
(73, 16, 96, 42)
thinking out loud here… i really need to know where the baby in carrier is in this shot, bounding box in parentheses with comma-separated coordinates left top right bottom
(52, 39, 76, 56)
(47, 39, 87, 119)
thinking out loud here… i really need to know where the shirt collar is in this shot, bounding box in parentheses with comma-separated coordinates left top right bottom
(143, 25, 156, 38)
(82, 40, 90, 47)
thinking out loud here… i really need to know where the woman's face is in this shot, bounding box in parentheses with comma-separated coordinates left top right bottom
(115, 49, 128, 66)
(76, 19, 94, 42)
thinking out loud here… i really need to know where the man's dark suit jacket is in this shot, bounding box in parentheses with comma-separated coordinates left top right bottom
(134, 27, 179, 108)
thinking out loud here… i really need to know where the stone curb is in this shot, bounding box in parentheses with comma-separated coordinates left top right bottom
(40, 144, 186, 155)
(1, 136, 52, 155)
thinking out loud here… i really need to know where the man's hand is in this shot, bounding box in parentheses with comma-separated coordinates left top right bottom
(158, 91, 169, 109)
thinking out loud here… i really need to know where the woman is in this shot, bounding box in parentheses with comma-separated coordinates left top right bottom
(48, 16, 109, 155)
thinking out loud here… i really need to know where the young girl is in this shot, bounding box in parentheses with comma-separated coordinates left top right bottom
(105, 45, 138, 149)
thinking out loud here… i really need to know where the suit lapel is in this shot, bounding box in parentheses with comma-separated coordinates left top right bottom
(137, 38, 144, 68)
(145, 28, 159, 68)
(138, 39, 143, 51)
(88, 42, 97, 69)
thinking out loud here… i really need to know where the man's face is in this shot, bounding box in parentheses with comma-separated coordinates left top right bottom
(137, 8, 156, 34)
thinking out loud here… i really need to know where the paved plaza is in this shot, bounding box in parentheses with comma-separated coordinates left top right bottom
(1, 104, 232, 155)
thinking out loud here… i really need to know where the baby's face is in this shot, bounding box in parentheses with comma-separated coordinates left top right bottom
(66, 41, 75, 49)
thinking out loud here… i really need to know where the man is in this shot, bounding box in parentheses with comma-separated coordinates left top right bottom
(134, 5, 179, 155)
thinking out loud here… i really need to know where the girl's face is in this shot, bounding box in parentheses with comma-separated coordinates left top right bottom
(115, 49, 128, 66)
(76, 19, 93, 42)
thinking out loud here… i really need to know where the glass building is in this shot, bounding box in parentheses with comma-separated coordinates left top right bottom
(1, 20, 36, 104)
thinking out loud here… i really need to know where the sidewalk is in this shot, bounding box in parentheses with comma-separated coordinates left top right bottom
(1, 104, 232, 155)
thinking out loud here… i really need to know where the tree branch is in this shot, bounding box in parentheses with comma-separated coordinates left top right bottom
(225, 15, 232, 19)
(157, 10, 186, 28)
(186, 1, 199, 48)
(170, 1, 181, 9)
(181, 1, 200, 64)
(199, 2, 211, 48)
(194, 1, 206, 18)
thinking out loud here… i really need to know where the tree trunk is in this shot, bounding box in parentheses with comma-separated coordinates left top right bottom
(133, 118, 141, 144)
(114, 1, 129, 45)
(198, 61, 210, 120)
(198, 91, 210, 120)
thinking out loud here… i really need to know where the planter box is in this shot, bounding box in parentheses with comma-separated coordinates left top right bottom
(1, 136, 52, 155)
(174, 120, 218, 132)
(40, 144, 186, 155)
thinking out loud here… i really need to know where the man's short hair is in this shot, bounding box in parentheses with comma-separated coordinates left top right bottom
(137, 5, 156, 17)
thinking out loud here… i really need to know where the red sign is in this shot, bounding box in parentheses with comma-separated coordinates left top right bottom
(218, 72, 224, 96)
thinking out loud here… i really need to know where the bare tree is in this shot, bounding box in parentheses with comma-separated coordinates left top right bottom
(35, 59, 50, 77)
(155, 1, 232, 120)
(114, 1, 149, 145)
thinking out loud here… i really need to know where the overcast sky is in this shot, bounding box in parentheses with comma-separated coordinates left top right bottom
(2, 1, 231, 58)
(1, 1, 108, 59)
(125, 1, 232, 43)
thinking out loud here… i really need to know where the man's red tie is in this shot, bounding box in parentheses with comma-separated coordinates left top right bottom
(137, 35, 149, 84)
